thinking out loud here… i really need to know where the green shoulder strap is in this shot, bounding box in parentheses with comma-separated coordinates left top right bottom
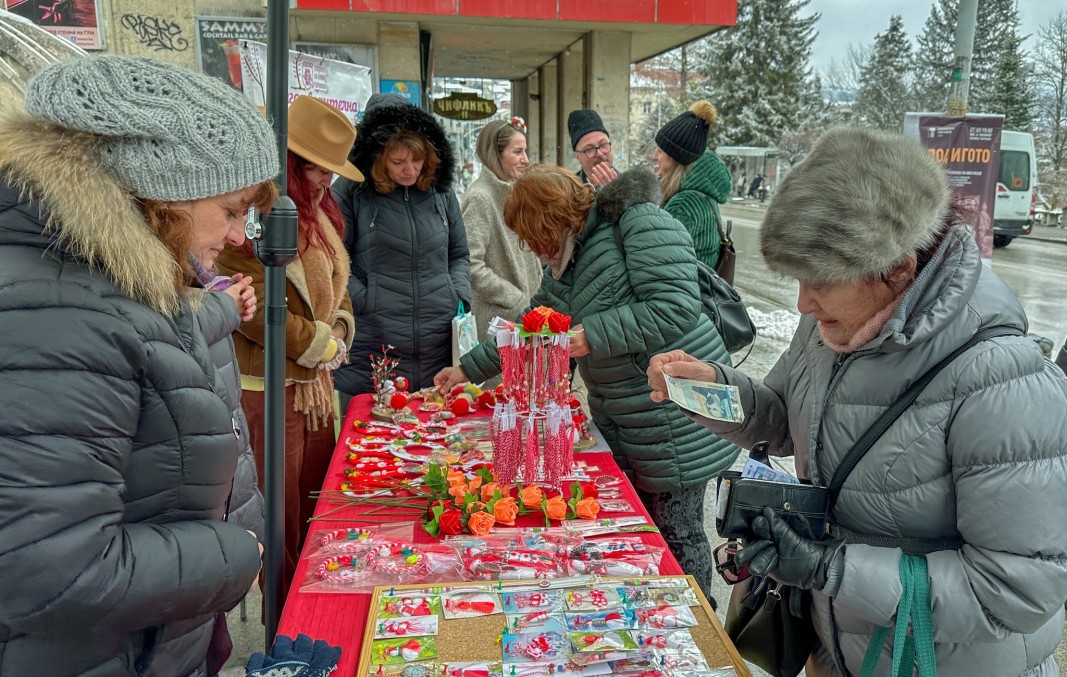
(860, 554, 936, 677)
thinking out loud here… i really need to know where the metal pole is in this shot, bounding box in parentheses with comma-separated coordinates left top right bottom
(946, 0, 979, 116)
(254, 0, 298, 648)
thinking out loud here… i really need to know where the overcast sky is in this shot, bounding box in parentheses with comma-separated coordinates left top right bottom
(805, 0, 1061, 75)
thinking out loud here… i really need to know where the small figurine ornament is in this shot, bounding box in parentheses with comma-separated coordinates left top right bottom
(370, 345, 406, 422)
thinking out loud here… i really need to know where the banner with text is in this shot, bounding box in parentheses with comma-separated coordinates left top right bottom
(6, 0, 102, 49)
(239, 39, 372, 126)
(195, 16, 267, 90)
(905, 113, 1004, 261)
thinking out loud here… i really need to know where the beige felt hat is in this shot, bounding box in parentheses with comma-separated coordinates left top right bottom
(287, 95, 364, 182)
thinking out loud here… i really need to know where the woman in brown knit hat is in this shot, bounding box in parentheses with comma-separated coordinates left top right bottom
(216, 95, 362, 595)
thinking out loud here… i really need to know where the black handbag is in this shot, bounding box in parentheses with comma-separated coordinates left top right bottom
(720, 325, 1024, 677)
(611, 221, 756, 356)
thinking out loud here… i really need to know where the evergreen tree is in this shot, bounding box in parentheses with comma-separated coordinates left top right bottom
(986, 29, 1035, 131)
(697, 0, 819, 147)
(912, 0, 955, 111)
(854, 15, 914, 131)
(1033, 11, 1067, 206)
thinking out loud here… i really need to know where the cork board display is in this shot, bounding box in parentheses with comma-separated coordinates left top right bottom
(356, 575, 751, 676)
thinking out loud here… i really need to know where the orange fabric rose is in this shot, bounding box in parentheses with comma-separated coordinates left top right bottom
(492, 496, 519, 526)
(446, 470, 467, 488)
(466, 501, 487, 514)
(467, 476, 483, 494)
(448, 484, 469, 503)
(520, 484, 544, 510)
(575, 497, 600, 520)
(545, 495, 567, 521)
(481, 482, 511, 502)
(467, 510, 496, 535)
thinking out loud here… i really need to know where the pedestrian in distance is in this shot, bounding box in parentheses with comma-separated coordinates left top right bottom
(736, 171, 747, 198)
(567, 108, 618, 187)
(0, 55, 276, 676)
(746, 173, 763, 199)
(435, 165, 740, 601)
(652, 99, 733, 270)
(216, 95, 361, 598)
(647, 126, 1067, 677)
(333, 93, 472, 396)
(462, 117, 543, 345)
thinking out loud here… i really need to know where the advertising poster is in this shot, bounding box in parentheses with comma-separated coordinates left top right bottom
(380, 80, 420, 106)
(5, 0, 102, 49)
(194, 16, 267, 90)
(905, 113, 1004, 261)
(239, 40, 372, 126)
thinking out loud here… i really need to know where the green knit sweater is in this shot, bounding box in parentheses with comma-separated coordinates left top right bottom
(460, 168, 740, 493)
(662, 151, 733, 270)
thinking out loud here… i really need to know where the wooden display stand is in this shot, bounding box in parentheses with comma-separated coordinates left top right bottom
(357, 575, 751, 676)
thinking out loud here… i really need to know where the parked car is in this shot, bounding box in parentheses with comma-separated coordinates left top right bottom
(992, 130, 1038, 247)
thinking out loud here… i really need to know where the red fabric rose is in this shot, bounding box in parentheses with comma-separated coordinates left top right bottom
(578, 482, 599, 499)
(438, 509, 464, 535)
(547, 311, 572, 334)
(521, 309, 547, 333)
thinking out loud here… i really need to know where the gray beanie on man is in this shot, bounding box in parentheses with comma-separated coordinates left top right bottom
(760, 126, 951, 284)
(24, 55, 278, 201)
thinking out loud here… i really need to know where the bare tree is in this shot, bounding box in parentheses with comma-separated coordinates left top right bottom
(1033, 11, 1067, 207)
(822, 43, 871, 104)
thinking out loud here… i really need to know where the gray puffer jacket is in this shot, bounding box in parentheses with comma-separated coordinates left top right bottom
(333, 97, 471, 394)
(696, 225, 1067, 676)
(0, 115, 262, 676)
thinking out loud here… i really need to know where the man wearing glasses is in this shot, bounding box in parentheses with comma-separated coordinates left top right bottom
(567, 109, 618, 187)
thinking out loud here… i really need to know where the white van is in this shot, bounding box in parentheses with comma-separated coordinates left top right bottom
(993, 130, 1038, 247)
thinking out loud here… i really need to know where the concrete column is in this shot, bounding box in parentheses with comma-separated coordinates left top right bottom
(528, 71, 541, 163)
(511, 78, 530, 125)
(557, 41, 584, 165)
(538, 59, 558, 168)
(584, 31, 632, 169)
(377, 22, 421, 85)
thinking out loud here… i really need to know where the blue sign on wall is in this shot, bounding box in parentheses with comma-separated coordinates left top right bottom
(380, 80, 420, 105)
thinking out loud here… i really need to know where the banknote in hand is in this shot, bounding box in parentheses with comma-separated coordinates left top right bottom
(663, 374, 744, 423)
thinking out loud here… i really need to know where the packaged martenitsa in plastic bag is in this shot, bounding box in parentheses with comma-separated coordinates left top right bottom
(300, 540, 463, 593)
(305, 522, 416, 557)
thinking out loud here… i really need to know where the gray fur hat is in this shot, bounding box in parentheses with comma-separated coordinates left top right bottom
(23, 55, 278, 201)
(760, 126, 951, 284)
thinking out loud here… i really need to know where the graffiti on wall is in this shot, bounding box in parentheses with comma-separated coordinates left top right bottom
(120, 13, 189, 52)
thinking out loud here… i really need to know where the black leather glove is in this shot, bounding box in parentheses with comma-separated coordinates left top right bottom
(735, 507, 845, 591)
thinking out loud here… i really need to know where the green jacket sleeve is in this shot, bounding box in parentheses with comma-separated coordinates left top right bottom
(663, 190, 722, 270)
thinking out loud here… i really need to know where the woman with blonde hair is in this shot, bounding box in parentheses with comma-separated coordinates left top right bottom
(652, 100, 733, 270)
(435, 164, 738, 600)
(0, 55, 275, 675)
(334, 93, 471, 395)
(462, 117, 542, 343)
(216, 95, 361, 596)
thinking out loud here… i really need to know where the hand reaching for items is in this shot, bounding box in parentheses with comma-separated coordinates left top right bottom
(646, 350, 717, 402)
(434, 365, 467, 393)
(224, 273, 257, 322)
(569, 324, 590, 358)
(588, 162, 618, 187)
(246, 633, 341, 677)
(735, 507, 845, 591)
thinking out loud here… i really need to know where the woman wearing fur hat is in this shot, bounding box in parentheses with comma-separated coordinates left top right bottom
(216, 95, 360, 597)
(333, 93, 471, 395)
(648, 127, 1067, 677)
(435, 165, 740, 599)
(0, 55, 276, 676)
(462, 117, 542, 344)
(652, 100, 733, 270)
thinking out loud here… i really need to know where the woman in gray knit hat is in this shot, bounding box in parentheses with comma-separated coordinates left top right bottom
(0, 55, 278, 676)
(648, 126, 1067, 676)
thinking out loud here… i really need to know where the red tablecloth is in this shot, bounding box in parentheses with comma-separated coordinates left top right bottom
(277, 394, 682, 676)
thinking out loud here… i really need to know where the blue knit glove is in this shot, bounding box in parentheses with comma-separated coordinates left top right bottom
(246, 634, 341, 677)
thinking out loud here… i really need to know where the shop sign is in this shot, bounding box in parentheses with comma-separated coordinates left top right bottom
(433, 92, 496, 120)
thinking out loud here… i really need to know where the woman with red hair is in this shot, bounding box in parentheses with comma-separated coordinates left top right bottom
(216, 95, 362, 594)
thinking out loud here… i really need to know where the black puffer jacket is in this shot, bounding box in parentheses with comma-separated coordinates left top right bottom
(0, 115, 262, 676)
(334, 96, 471, 393)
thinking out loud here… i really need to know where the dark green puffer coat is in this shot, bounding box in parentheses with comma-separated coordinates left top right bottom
(461, 168, 740, 492)
(663, 150, 733, 270)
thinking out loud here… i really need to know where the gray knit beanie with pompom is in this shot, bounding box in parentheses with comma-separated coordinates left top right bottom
(23, 55, 279, 201)
(760, 126, 951, 284)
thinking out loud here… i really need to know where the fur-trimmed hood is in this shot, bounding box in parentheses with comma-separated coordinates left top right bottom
(349, 100, 455, 193)
(0, 112, 182, 313)
(595, 167, 662, 224)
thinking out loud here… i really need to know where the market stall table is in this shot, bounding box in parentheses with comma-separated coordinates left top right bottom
(276, 394, 687, 675)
